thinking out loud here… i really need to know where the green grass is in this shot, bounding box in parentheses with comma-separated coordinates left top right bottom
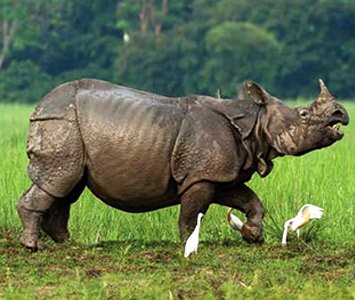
(0, 102, 354, 299)
(0, 237, 354, 299)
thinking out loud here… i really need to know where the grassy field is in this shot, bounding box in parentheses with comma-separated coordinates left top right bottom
(0, 102, 354, 299)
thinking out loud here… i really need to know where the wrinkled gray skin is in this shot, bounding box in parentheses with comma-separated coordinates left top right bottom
(17, 79, 349, 251)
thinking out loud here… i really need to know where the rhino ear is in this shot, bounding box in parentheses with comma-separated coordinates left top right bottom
(244, 82, 270, 105)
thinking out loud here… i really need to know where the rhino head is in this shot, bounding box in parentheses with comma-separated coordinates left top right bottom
(244, 80, 349, 157)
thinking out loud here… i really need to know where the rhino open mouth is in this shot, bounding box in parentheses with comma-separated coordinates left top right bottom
(326, 120, 344, 138)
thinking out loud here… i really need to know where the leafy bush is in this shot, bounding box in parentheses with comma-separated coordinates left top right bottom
(115, 32, 200, 96)
(0, 60, 53, 103)
(203, 22, 281, 97)
(53, 63, 115, 86)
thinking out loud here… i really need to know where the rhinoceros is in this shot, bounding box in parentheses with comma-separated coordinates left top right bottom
(17, 79, 349, 251)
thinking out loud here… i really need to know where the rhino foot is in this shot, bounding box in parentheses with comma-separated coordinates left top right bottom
(41, 205, 70, 243)
(17, 184, 56, 251)
(42, 226, 70, 243)
(241, 224, 264, 244)
(20, 231, 47, 252)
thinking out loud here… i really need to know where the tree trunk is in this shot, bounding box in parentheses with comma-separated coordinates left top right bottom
(0, 53, 5, 72)
(154, 0, 168, 36)
(0, 20, 16, 72)
(140, 1, 153, 33)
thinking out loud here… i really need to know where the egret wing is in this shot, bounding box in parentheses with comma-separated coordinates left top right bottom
(299, 204, 323, 219)
(184, 231, 198, 258)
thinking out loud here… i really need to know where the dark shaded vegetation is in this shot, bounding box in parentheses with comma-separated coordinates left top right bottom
(1, 0, 355, 103)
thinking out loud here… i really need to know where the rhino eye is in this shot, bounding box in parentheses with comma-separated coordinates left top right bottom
(299, 109, 309, 119)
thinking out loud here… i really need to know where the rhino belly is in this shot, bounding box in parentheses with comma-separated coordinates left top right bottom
(77, 91, 182, 211)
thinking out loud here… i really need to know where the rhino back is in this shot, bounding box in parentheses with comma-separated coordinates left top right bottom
(76, 87, 185, 204)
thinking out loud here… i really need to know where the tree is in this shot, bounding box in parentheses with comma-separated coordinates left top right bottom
(0, 60, 52, 102)
(115, 30, 199, 96)
(29, 0, 119, 77)
(0, 0, 39, 71)
(203, 22, 281, 97)
(210, 0, 355, 98)
(116, 0, 192, 36)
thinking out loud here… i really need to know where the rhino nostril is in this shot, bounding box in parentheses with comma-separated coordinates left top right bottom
(332, 109, 345, 119)
(332, 108, 349, 125)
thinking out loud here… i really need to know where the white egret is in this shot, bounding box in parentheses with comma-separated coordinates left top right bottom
(184, 213, 204, 258)
(227, 208, 244, 231)
(123, 32, 130, 43)
(282, 204, 323, 246)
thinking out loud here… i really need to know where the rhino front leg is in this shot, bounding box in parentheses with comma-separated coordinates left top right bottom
(215, 183, 265, 243)
(179, 181, 215, 242)
(17, 184, 55, 251)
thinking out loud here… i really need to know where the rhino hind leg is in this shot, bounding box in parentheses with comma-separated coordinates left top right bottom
(41, 179, 86, 243)
(19, 112, 85, 250)
(178, 181, 214, 242)
(41, 202, 70, 243)
(17, 184, 56, 251)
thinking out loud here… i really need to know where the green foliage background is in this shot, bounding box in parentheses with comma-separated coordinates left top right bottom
(0, 0, 355, 102)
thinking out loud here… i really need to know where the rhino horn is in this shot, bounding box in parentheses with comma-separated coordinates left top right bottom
(317, 79, 334, 103)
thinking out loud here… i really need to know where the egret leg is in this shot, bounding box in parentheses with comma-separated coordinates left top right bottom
(296, 229, 300, 239)
(282, 219, 293, 246)
(179, 181, 214, 242)
(215, 183, 264, 243)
